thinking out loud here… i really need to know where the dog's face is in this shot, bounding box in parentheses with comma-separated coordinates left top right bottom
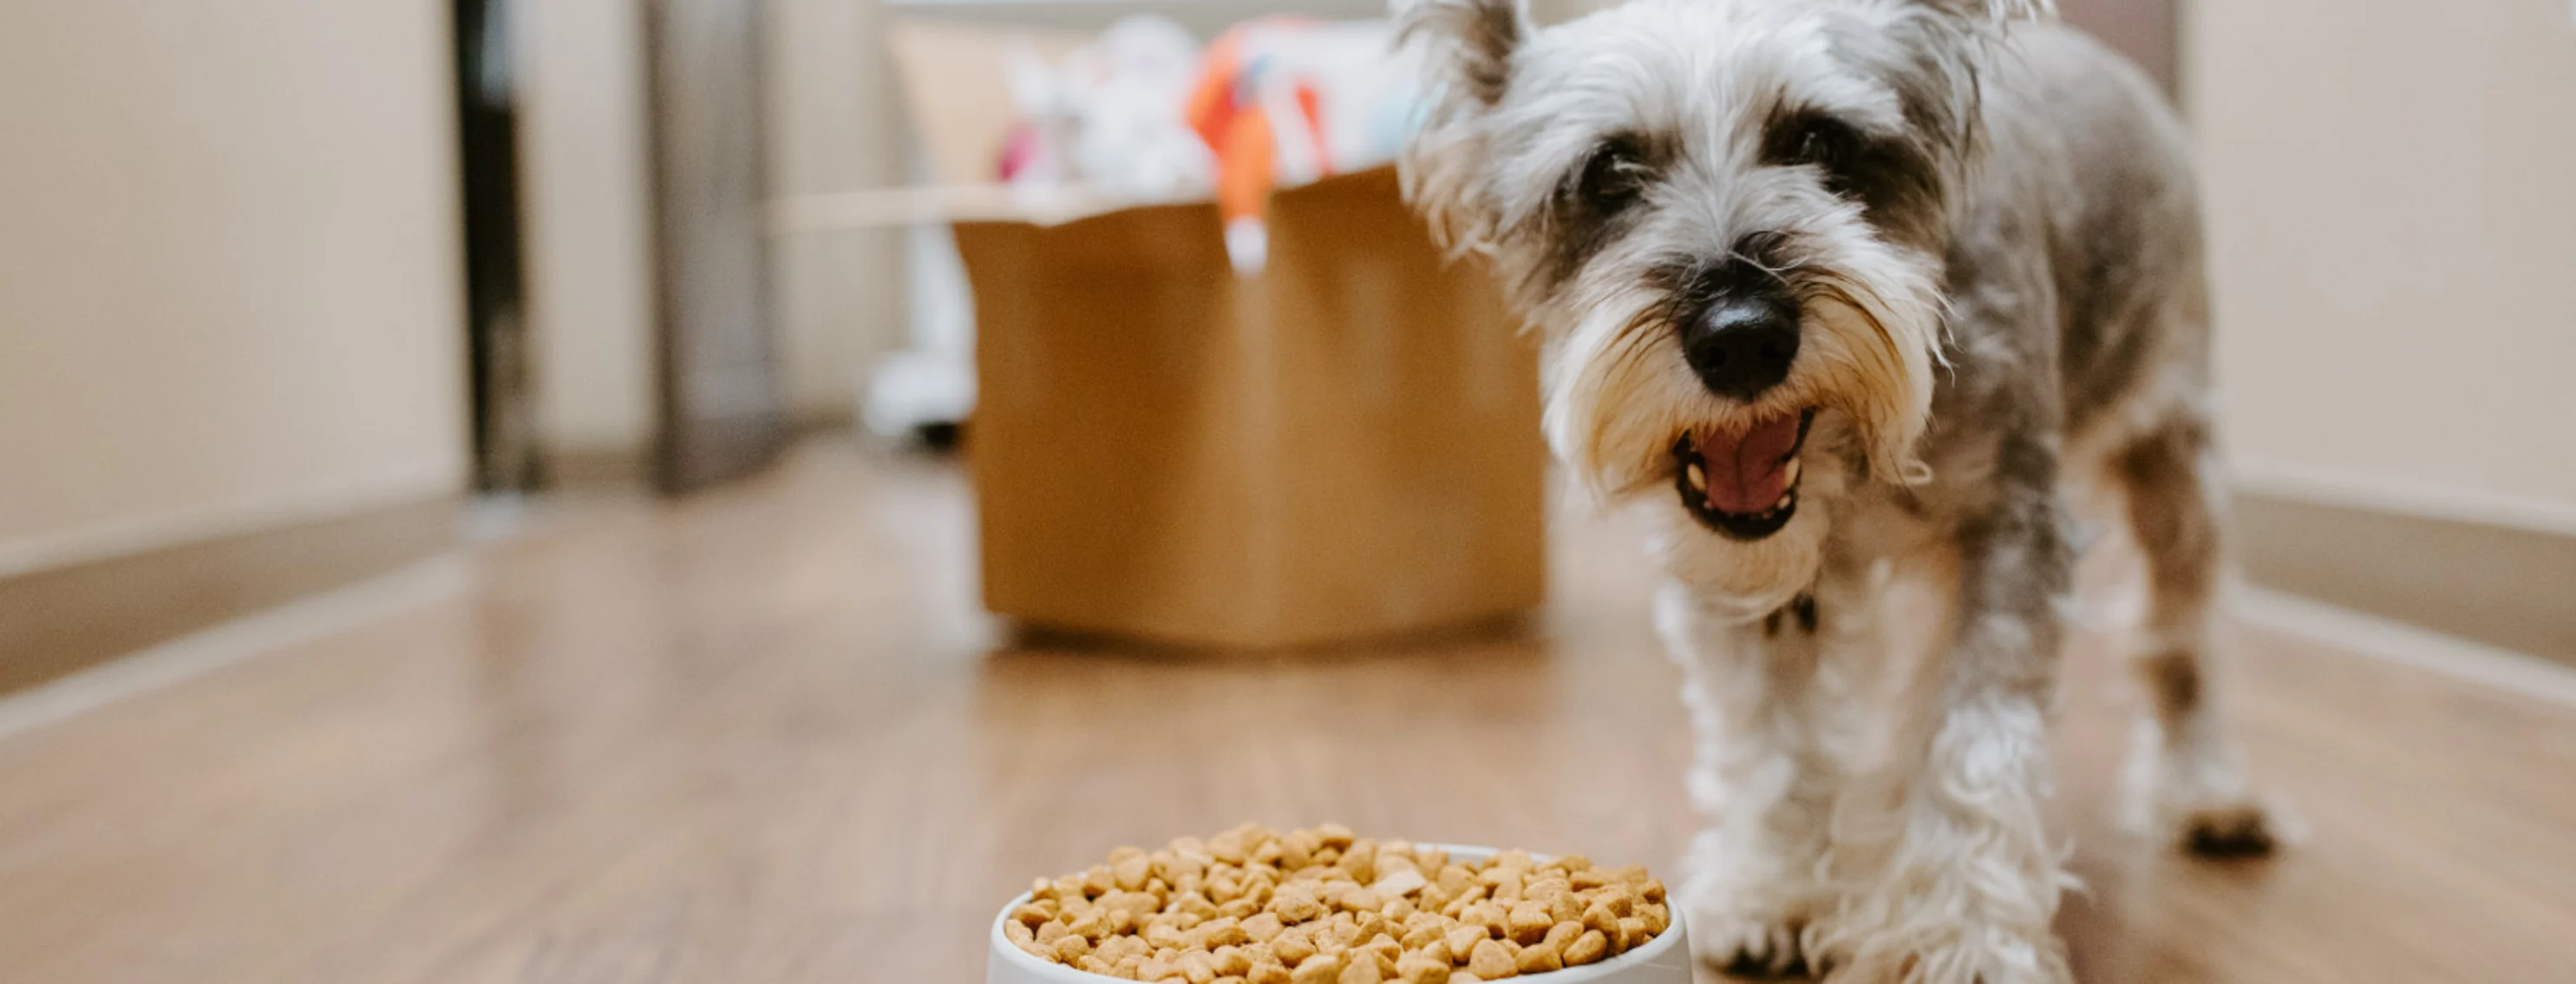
(1402, 0, 2034, 607)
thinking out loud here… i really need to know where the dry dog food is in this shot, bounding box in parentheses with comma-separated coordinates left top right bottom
(1004, 823, 1670, 982)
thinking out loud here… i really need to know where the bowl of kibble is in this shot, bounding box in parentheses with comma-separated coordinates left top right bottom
(991, 823, 1690, 983)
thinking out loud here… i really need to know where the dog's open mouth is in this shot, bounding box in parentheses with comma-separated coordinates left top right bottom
(1673, 408, 1815, 541)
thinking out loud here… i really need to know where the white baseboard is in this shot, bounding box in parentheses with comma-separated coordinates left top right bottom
(2236, 586, 2576, 711)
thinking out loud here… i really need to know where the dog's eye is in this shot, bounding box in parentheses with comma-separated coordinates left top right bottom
(1575, 137, 1650, 211)
(1768, 115, 1866, 197)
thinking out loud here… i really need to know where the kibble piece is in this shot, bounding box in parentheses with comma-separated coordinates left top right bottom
(1179, 951, 1219, 984)
(1290, 953, 1344, 984)
(1466, 939, 1519, 979)
(1396, 921, 1442, 951)
(1542, 894, 1581, 925)
(1212, 945, 1255, 977)
(1579, 901, 1618, 937)
(1206, 917, 1252, 948)
(1360, 937, 1403, 971)
(1562, 930, 1608, 967)
(1176, 892, 1220, 921)
(1442, 922, 1488, 961)
(1280, 830, 1319, 868)
(1249, 963, 1293, 984)
(1393, 955, 1449, 984)
(1356, 913, 1394, 947)
(1271, 886, 1328, 925)
(1116, 854, 1155, 890)
(1504, 903, 1553, 945)
(1055, 934, 1094, 962)
(1416, 883, 1454, 915)
(1513, 941, 1562, 974)
(1209, 873, 1245, 905)
(1372, 868, 1429, 899)
(1273, 928, 1319, 966)
(1435, 864, 1474, 894)
(1597, 886, 1635, 918)
(1342, 888, 1385, 915)
(1615, 917, 1647, 953)
(1242, 912, 1286, 943)
(1210, 830, 1251, 866)
(1638, 903, 1669, 936)
(1415, 939, 1454, 967)
(1539, 922, 1580, 952)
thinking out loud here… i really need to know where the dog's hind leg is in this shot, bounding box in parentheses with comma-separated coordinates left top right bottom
(2114, 417, 2282, 856)
(1658, 579, 1849, 977)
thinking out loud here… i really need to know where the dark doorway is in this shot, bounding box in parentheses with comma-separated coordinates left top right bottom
(643, 0, 786, 493)
(452, 0, 540, 492)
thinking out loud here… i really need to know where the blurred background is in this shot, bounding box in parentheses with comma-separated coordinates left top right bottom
(0, 2, 2571, 982)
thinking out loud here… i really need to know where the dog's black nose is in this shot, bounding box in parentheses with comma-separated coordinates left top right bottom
(1681, 292, 1800, 400)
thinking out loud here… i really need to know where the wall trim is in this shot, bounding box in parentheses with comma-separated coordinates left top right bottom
(0, 475, 458, 581)
(2236, 462, 2576, 540)
(546, 443, 651, 489)
(2237, 587, 2576, 711)
(0, 495, 459, 697)
(2233, 486, 2576, 668)
(0, 557, 469, 742)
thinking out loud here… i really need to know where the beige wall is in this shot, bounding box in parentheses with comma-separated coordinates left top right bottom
(769, 0, 912, 426)
(519, 0, 660, 456)
(2189, 0, 2576, 531)
(0, 1, 469, 575)
(518, 0, 911, 457)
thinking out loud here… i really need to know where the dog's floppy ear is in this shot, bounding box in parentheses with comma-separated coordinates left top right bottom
(1395, 0, 1529, 253)
(1395, 0, 1527, 108)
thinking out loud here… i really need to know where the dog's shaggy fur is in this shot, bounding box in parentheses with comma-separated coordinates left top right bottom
(1396, 1, 2279, 980)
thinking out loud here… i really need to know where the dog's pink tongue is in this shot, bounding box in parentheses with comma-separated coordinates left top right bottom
(1697, 415, 1803, 514)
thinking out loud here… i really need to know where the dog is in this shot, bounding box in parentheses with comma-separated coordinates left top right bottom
(1395, 1, 2278, 980)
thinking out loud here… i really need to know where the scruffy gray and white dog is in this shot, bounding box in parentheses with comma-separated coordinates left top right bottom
(1397, 0, 2279, 980)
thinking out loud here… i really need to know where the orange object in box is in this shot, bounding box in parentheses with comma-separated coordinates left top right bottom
(953, 168, 1547, 648)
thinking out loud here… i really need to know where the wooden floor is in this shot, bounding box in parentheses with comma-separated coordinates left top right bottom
(3, 443, 2573, 983)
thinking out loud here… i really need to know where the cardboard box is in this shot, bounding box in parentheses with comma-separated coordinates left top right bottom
(956, 167, 1547, 647)
(826, 18, 1546, 647)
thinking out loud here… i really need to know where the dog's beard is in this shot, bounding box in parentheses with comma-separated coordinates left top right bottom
(1537, 238, 1946, 609)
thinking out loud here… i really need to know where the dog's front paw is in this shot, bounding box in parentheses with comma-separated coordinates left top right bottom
(1683, 829, 1827, 977)
(2128, 748, 2294, 857)
(2171, 795, 2288, 856)
(1804, 907, 2070, 984)
(1689, 889, 1811, 977)
(1801, 830, 2071, 983)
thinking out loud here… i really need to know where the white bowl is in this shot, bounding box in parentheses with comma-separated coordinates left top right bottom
(988, 844, 1692, 983)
